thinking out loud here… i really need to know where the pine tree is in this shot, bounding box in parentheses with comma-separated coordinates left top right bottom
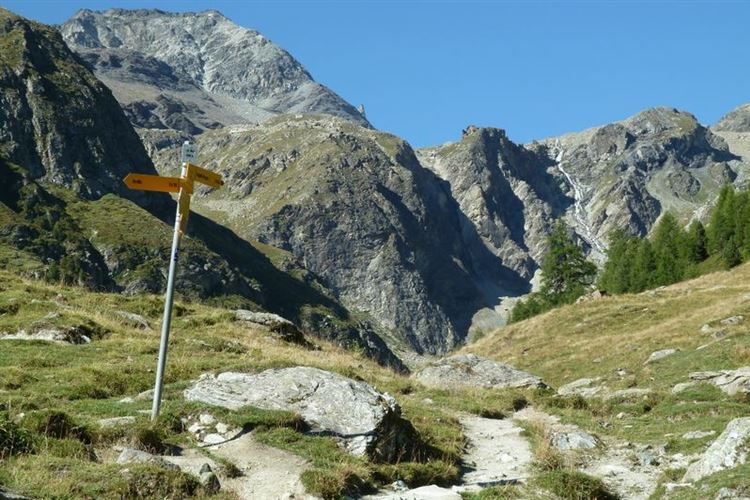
(686, 220, 708, 263)
(652, 212, 686, 286)
(723, 236, 742, 268)
(708, 185, 736, 254)
(539, 220, 596, 304)
(630, 239, 656, 292)
(598, 229, 633, 294)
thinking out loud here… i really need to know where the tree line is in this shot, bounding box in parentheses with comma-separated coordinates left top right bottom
(510, 185, 747, 323)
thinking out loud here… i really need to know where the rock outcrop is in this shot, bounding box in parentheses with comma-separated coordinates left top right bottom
(689, 367, 750, 396)
(184, 367, 415, 461)
(683, 417, 750, 482)
(60, 9, 369, 133)
(414, 354, 547, 390)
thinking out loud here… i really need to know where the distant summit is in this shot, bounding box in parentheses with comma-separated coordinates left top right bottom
(60, 9, 370, 133)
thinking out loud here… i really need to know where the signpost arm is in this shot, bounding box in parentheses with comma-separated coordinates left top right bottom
(150, 162, 187, 421)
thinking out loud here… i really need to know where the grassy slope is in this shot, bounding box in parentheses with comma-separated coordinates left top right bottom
(0, 270, 524, 499)
(466, 263, 750, 497)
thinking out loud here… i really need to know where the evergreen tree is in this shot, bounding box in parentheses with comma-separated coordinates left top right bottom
(539, 220, 597, 304)
(630, 239, 656, 292)
(509, 219, 596, 322)
(723, 236, 741, 268)
(708, 185, 736, 254)
(598, 229, 633, 294)
(686, 220, 708, 263)
(651, 212, 686, 286)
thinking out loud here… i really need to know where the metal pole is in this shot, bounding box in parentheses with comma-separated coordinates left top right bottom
(151, 162, 187, 421)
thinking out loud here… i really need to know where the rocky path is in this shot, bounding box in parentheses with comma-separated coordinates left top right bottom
(455, 414, 532, 490)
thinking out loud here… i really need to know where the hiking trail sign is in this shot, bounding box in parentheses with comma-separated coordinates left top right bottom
(124, 141, 224, 420)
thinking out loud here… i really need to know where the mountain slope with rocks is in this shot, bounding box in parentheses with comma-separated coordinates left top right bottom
(0, 7, 403, 370)
(60, 9, 369, 134)
(143, 114, 529, 354)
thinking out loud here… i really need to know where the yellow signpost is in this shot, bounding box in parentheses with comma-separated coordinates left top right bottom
(124, 141, 223, 420)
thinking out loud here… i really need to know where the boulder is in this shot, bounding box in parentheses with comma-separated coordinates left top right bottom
(184, 367, 414, 461)
(116, 448, 180, 471)
(689, 367, 750, 396)
(115, 311, 152, 330)
(550, 429, 599, 451)
(1, 327, 91, 345)
(413, 354, 547, 390)
(645, 348, 678, 364)
(557, 378, 603, 397)
(683, 417, 750, 481)
(233, 310, 307, 344)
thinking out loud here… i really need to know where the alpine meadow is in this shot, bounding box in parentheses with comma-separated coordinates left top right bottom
(1, 3, 750, 500)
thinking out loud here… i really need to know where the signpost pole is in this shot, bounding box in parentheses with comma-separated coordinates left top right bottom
(123, 141, 218, 421)
(150, 146, 194, 421)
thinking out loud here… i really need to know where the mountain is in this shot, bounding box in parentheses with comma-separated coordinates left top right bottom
(141, 115, 529, 354)
(422, 109, 743, 269)
(0, 7, 403, 371)
(59, 9, 369, 134)
(712, 103, 750, 184)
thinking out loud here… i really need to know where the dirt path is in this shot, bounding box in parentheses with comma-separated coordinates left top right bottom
(456, 414, 532, 490)
(160, 432, 314, 500)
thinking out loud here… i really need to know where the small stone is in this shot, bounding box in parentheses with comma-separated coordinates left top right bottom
(199, 463, 212, 474)
(199, 471, 221, 494)
(557, 377, 603, 397)
(97, 416, 136, 428)
(682, 430, 716, 440)
(199, 413, 216, 425)
(215, 422, 229, 434)
(116, 448, 179, 470)
(712, 330, 727, 340)
(700, 323, 713, 334)
(119, 397, 135, 404)
(202, 433, 225, 445)
(135, 389, 154, 401)
(672, 382, 696, 394)
(606, 388, 653, 400)
(645, 348, 678, 364)
(720, 315, 744, 326)
(187, 422, 204, 435)
(616, 412, 627, 419)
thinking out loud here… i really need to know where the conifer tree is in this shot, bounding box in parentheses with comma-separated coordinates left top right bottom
(539, 220, 596, 304)
(686, 220, 708, 263)
(652, 212, 686, 285)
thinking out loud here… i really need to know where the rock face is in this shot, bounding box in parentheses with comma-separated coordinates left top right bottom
(146, 115, 523, 354)
(417, 127, 570, 281)
(414, 354, 547, 390)
(60, 9, 369, 133)
(184, 367, 415, 461)
(683, 417, 750, 482)
(0, 8, 159, 203)
(689, 367, 750, 396)
(530, 108, 739, 259)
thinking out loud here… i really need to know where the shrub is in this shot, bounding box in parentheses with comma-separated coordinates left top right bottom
(0, 413, 34, 458)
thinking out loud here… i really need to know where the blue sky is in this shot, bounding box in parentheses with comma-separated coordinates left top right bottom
(4, 0, 749, 147)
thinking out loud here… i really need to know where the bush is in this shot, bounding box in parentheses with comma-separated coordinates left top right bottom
(22, 410, 91, 443)
(535, 470, 617, 499)
(0, 413, 34, 458)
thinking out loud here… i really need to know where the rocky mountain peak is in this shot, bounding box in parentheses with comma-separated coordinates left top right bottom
(60, 9, 369, 133)
(714, 103, 750, 133)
